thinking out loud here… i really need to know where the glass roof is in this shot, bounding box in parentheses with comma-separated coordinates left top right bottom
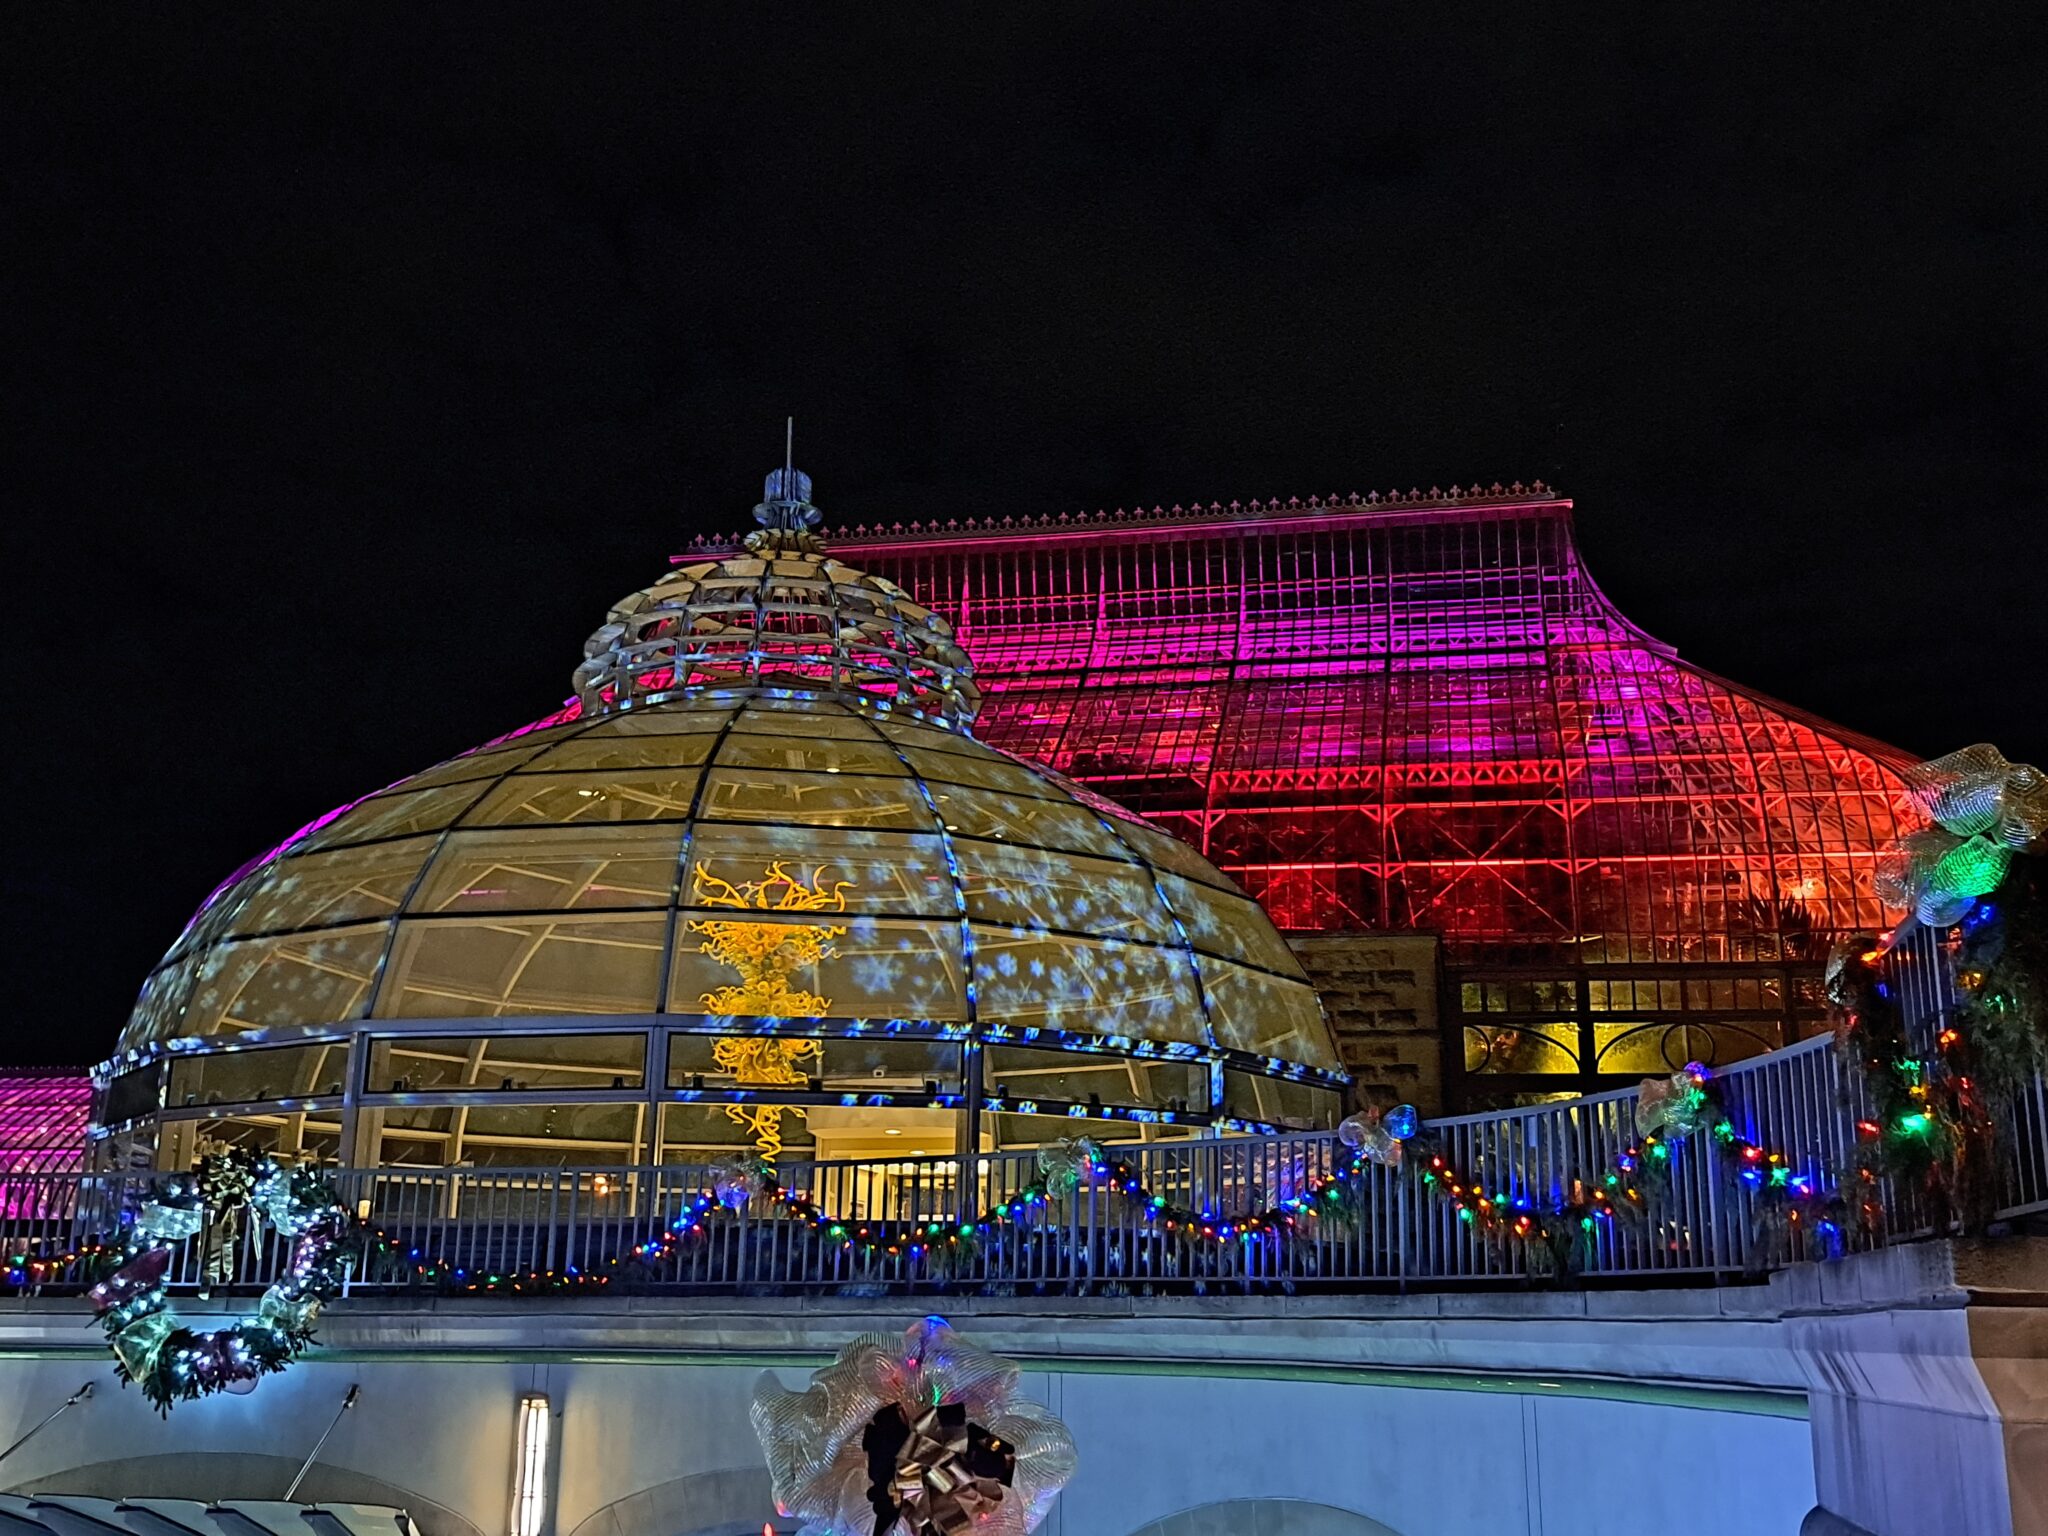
(0, 1071, 89, 1179)
(122, 691, 1336, 1071)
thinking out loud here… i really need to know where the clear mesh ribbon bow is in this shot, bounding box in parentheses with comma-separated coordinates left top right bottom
(751, 1317, 1076, 1536)
(1338, 1104, 1415, 1167)
(1877, 744, 2047, 926)
(1033, 1137, 1101, 1198)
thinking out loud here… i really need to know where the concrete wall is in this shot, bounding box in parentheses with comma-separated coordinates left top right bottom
(0, 1342, 1814, 1536)
(1288, 933, 1442, 1112)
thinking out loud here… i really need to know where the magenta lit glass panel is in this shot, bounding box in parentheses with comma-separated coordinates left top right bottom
(0, 1071, 90, 1215)
(767, 492, 1917, 974)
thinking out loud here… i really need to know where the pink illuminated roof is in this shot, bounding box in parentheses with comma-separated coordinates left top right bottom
(0, 1070, 90, 1178)
(685, 488, 1915, 979)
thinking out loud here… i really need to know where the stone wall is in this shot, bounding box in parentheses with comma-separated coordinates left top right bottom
(1287, 932, 1444, 1113)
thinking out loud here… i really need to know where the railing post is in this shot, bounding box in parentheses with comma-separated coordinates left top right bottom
(563, 1172, 580, 1278)
(545, 1173, 560, 1276)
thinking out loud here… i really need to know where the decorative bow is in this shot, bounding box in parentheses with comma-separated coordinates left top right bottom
(865, 1401, 1015, 1536)
(1634, 1064, 1713, 1139)
(1338, 1103, 1416, 1167)
(1878, 744, 2047, 926)
(751, 1318, 1076, 1536)
(707, 1152, 771, 1210)
(1033, 1137, 1101, 1198)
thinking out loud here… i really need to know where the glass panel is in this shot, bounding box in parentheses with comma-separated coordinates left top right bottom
(459, 769, 703, 826)
(128, 960, 197, 1043)
(303, 782, 493, 850)
(519, 733, 717, 771)
(658, 1102, 815, 1162)
(405, 1097, 643, 1171)
(366, 1032, 645, 1092)
(667, 1033, 960, 1090)
(697, 769, 934, 829)
(1199, 956, 1330, 1065)
(1103, 816, 1241, 891)
(1463, 1021, 1580, 1075)
(716, 734, 909, 776)
(1221, 1070, 1336, 1129)
(409, 825, 683, 913)
(930, 785, 1130, 858)
(1155, 873, 1303, 976)
(971, 925, 1202, 1041)
(184, 926, 385, 1034)
(1593, 1019, 1783, 1075)
(987, 1112, 1200, 1150)
(985, 1043, 1206, 1110)
(875, 720, 980, 757)
(593, 703, 738, 734)
(169, 1042, 349, 1106)
(956, 842, 1176, 944)
(157, 1113, 342, 1167)
(99, 1065, 161, 1126)
(377, 914, 666, 1017)
(683, 825, 955, 916)
(727, 706, 876, 740)
(390, 743, 546, 791)
(670, 915, 967, 1021)
(226, 839, 436, 935)
(900, 747, 1052, 797)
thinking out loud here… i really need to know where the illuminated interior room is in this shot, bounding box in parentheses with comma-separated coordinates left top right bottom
(93, 464, 1342, 1172)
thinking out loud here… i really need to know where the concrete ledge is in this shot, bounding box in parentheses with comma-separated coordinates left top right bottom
(1800, 1508, 1879, 1536)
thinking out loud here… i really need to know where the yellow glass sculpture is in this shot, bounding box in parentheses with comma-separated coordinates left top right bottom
(689, 862, 849, 1159)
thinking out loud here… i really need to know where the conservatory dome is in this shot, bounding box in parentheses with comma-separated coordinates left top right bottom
(103, 462, 1339, 1170)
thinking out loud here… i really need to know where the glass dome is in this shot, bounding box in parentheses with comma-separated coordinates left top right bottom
(99, 465, 1340, 1170)
(125, 691, 1329, 1066)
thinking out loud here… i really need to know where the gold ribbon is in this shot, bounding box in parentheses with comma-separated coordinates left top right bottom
(890, 1404, 1009, 1536)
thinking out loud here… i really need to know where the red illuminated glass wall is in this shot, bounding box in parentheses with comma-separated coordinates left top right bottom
(687, 490, 1914, 1102)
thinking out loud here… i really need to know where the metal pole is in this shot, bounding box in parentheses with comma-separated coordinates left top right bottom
(0, 1383, 92, 1466)
(284, 1384, 360, 1503)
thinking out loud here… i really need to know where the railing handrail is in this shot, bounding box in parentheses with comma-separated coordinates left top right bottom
(6, 929, 2040, 1295)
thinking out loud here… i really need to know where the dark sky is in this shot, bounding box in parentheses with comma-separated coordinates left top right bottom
(8, 8, 2045, 1067)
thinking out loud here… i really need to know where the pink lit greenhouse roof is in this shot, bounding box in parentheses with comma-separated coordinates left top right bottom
(0, 1070, 90, 1178)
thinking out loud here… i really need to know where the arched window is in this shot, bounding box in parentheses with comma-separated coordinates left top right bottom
(1126, 1499, 1405, 1536)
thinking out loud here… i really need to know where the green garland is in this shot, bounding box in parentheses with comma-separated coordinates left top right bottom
(1955, 855, 2048, 1096)
(1827, 933, 1999, 1232)
(86, 1149, 354, 1413)
(342, 1090, 1827, 1295)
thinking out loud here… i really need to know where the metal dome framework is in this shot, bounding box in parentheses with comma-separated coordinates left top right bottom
(574, 470, 981, 729)
(99, 483, 1341, 1171)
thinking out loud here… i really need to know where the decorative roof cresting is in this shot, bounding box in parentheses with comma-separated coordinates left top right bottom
(683, 480, 1560, 550)
(573, 448, 982, 730)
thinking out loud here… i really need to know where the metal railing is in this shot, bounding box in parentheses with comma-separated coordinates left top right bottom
(5, 931, 2041, 1296)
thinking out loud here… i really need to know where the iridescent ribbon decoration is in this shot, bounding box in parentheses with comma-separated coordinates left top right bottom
(1033, 1137, 1101, 1199)
(1878, 744, 2048, 927)
(708, 1152, 771, 1210)
(1338, 1103, 1417, 1167)
(1634, 1063, 1714, 1139)
(751, 1317, 1077, 1536)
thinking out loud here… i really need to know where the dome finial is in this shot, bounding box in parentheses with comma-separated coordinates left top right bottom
(754, 416, 820, 536)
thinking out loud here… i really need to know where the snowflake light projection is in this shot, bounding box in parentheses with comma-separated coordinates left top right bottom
(690, 862, 850, 1160)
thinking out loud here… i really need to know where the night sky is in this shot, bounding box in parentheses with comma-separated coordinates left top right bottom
(9, 9, 2045, 1067)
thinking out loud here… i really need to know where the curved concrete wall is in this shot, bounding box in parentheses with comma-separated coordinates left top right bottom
(0, 1349, 1814, 1536)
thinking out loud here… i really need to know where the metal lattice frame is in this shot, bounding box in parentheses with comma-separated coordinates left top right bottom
(681, 489, 1916, 1102)
(0, 1070, 89, 1189)
(575, 528, 981, 729)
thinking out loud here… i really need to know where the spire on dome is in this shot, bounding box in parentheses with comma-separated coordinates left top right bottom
(572, 439, 982, 728)
(750, 418, 822, 549)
